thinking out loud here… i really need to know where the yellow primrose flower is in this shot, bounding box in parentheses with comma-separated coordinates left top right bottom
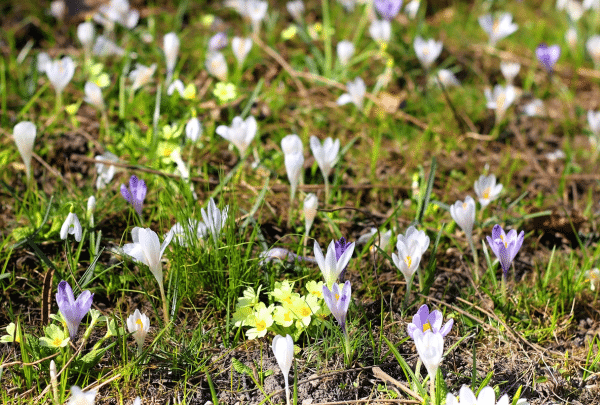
(202, 15, 215, 27)
(157, 142, 179, 163)
(0, 323, 20, 343)
(273, 305, 296, 327)
(306, 280, 325, 299)
(271, 281, 297, 306)
(237, 286, 262, 308)
(213, 82, 237, 104)
(161, 124, 183, 140)
(66, 103, 79, 116)
(94, 73, 110, 88)
(290, 295, 320, 327)
(182, 83, 196, 100)
(246, 305, 274, 339)
(39, 324, 70, 348)
(281, 25, 298, 40)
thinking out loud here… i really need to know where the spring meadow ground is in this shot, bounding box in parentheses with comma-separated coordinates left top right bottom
(2, 0, 600, 404)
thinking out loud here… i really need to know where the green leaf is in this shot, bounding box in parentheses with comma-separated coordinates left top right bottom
(232, 357, 252, 376)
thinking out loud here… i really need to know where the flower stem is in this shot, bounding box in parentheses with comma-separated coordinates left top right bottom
(321, 0, 332, 77)
(324, 176, 330, 204)
(158, 283, 170, 324)
(501, 275, 507, 306)
(403, 275, 414, 310)
(429, 378, 436, 405)
(468, 235, 479, 283)
(287, 187, 296, 229)
(343, 329, 352, 367)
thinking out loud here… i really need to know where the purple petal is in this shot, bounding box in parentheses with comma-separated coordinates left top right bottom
(491, 224, 503, 240)
(439, 318, 453, 337)
(407, 324, 417, 339)
(120, 184, 132, 204)
(428, 310, 443, 331)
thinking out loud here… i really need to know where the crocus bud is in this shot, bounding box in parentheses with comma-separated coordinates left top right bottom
(163, 32, 180, 82)
(77, 21, 95, 52)
(284, 152, 303, 201)
(449, 196, 476, 239)
(232, 37, 253, 67)
(185, 117, 202, 142)
(336, 40, 354, 66)
(13, 121, 36, 181)
(286, 0, 304, 22)
(414, 330, 444, 383)
(272, 334, 294, 405)
(87, 196, 96, 227)
(303, 193, 318, 235)
(205, 52, 228, 81)
(281, 134, 303, 155)
(84, 81, 104, 110)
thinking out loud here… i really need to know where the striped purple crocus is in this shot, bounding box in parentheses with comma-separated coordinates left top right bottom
(56, 280, 94, 340)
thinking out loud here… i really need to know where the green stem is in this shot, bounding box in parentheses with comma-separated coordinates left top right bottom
(468, 235, 479, 283)
(343, 329, 352, 367)
(158, 283, 170, 324)
(321, 0, 332, 77)
(324, 176, 330, 205)
(501, 275, 507, 306)
(403, 275, 414, 309)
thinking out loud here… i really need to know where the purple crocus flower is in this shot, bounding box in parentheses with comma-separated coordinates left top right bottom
(374, 0, 403, 20)
(486, 224, 525, 278)
(536, 43, 560, 73)
(121, 175, 147, 217)
(322, 281, 351, 333)
(407, 304, 453, 340)
(56, 280, 94, 340)
(208, 32, 228, 52)
(335, 237, 353, 280)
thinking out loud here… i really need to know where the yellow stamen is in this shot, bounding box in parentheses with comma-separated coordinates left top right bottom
(136, 318, 144, 331)
(422, 322, 431, 332)
(405, 256, 412, 268)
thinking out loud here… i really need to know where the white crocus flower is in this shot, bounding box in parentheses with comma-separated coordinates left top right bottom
(129, 63, 156, 93)
(522, 99, 545, 117)
(185, 117, 202, 142)
(585, 268, 600, 291)
(337, 77, 366, 109)
(500, 62, 520, 84)
(77, 22, 95, 54)
(484, 84, 516, 122)
(449, 196, 476, 239)
(413, 36, 443, 71)
(216, 116, 257, 157)
(37, 52, 50, 73)
(303, 193, 318, 235)
(284, 152, 303, 201)
(94, 151, 118, 189)
(397, 226, 430, 254)
(205, 51, 228, 81)
(272, 334, 294, 405)
(588, 110, 600, 136)
(584, 0, 600, 9)
(337, 40, 355, 66)
(369, 20, 391, 43)
(586, 35, 600, 68)
(478, 13, 518, 46)
(13, 121, 36, 181)
(46, 56, 75, 94)
(413, 330, 444, 383)
(565, 26, 578, 49)
(310, 136, 340, 180)
(431, 69, 460, 88)
(446, 385, 510, 405)
(566, 0, 584, 21)
(163, 32, 180, 84)
(281, 134, 303, 155)
(232, 37, 253, 67)
(404, 0, 420, 19)
(67, 386, 96, 405)
(314, 240, 355, 287)
(473, 174, 503, 207)
(167, 79, 185, 96)
(392, 240, 422, 285)
(60, 212, 83, 242)
(126, 309, 150, 354)
(201, 198, 229, 244)
(247, 0, 268, 32)
(122, 227, 173, 287)
(286, 0, 304, 22)
(84, 81, 105, 110)
(93, 35, 125, 57)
